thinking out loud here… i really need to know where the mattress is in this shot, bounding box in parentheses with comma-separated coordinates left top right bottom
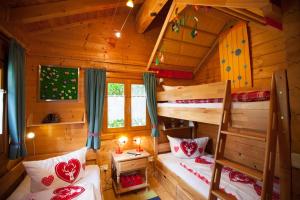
(157, 153, 279, 200)
(7, 165, 101, 200)
(158, 101, 269, 109)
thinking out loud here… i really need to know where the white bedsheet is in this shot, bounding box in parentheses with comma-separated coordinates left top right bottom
(158, 101, 269, 109)
(157, 153, 279, 200)
(7, 165, 101, 200)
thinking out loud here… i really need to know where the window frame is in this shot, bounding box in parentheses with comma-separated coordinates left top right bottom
(103, 78, 150, 133)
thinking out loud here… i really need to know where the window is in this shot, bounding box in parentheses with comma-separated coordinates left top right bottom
(131, 84, 146, 127)
(104, 78, 149, 133)
(107, 83, 125, 128)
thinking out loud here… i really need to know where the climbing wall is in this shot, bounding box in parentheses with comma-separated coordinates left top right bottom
(219, 22, 252, 89)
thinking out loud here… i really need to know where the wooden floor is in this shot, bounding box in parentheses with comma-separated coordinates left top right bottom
(102, 177, 174, 200)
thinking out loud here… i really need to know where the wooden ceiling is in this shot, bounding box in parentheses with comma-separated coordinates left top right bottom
(0, 0, 281, 73)
(150, 6, 234, 72)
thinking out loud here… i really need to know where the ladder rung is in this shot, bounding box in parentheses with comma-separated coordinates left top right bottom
(211, 189, 237, 200)
(216, 159, 263, 181)
(221, 130, 266, 142)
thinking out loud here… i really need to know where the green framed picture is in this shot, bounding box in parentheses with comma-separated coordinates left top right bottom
(39, 65, 79, 101)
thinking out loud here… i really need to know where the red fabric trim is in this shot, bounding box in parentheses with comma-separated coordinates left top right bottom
(265, 17, 283, 30)
(150, 68, 193, 79)
(175, 91, 270, 103)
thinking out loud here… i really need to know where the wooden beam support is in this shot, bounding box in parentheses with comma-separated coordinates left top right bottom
(136, 0, 168, 33)
(169, 4, 186, 22)
(175, 0, 270, 9)
(10, 0, 144, 24)
(215, 7, 266, 25)
(193, 21, 236, 74)
(146, 2, 176, 70)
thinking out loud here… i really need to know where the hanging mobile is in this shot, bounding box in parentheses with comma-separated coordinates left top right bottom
(191, 16, 199, 38)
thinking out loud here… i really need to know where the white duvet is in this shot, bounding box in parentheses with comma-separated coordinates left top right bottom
(158, 153, 279, 200)
(7, 165, 101, 200)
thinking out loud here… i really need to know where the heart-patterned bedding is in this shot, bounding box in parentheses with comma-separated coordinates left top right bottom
(167, 135, 209, 159)
(23, 147, 87, 193)
(24, 183, 97, 200)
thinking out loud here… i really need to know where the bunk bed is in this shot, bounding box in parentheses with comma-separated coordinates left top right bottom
(154, 74, 288, 200)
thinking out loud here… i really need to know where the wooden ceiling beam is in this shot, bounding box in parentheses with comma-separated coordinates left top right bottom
(27, 17, 103, 36)
(215, 7, 266, 25)
(136, 0, 168, 33)
(175, 0, 270, 9)
(146, 2, 176, 70)
(10, 0, 144, 24)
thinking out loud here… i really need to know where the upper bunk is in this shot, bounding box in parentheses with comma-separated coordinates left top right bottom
(157, 80, 271, 132)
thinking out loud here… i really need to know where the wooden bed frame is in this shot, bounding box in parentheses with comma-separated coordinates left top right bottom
(157, 81, 270, 132)
(154, 70, 291, 200)
(0, 150, 98, 200)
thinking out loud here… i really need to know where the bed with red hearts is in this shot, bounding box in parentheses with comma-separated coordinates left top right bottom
(156, 152, 280, 200)
(6, 148, 101, 200)
(158, 82, 271, 131)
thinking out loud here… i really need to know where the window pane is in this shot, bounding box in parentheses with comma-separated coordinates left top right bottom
(131, 84, 146, 127)
(108, 83, 124, 128)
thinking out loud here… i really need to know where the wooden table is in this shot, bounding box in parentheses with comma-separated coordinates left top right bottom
(111, 149, 150, 195)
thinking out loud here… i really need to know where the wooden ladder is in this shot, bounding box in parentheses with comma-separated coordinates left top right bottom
(209, 77, 278, 200)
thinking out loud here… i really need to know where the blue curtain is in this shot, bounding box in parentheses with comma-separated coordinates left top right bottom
(85, 69, 106, 149)
(7, 40, 27, 159)
(143, 73, 159, 137)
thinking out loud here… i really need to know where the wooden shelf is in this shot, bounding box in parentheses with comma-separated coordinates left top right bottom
(26, 113, 86, 127)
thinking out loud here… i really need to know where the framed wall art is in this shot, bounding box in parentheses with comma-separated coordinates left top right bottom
(39, 65, 79, 101)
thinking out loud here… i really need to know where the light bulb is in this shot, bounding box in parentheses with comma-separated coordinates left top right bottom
(133, 137, 142, 145)
(27, 132, 35, 139)
(118, 136, 128, 145)
(115, 31, 121, 38)
(126, 0, 134, 8)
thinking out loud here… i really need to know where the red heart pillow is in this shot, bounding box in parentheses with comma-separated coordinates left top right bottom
(23, 147, 87, 193)
(167, 136, 209, 159)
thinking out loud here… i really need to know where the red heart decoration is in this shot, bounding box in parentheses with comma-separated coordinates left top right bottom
(180, 141, 197, 157)
(198, 147, 204, 154)
(41, 175, 54, 186)
(174, 146, 179, 152)
(55, 159, 81, 183)
(51, 185, 85, 200)
(229, 171, 255, 184)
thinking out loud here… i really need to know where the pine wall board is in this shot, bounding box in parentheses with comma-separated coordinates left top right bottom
(283, 0, 300, 199)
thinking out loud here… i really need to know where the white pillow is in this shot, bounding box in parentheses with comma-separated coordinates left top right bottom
(23, 147, 87, 193)
(167, 136, 209, 159)
(162, 85, 185, 91)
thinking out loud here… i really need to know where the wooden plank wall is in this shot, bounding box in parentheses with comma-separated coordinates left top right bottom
(194, 22, 286, 89)
(283, 0, 300, 199)
(193, 22, 287, 177)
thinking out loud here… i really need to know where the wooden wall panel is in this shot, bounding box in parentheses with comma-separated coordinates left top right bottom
(283, 0, 300, 199)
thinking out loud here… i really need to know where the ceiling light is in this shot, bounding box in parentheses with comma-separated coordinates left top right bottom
(27, 132, 35, 139)
(115, 31, 121, 38)
(126, 0, 134, 8)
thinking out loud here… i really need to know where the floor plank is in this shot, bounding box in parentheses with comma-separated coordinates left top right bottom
(102, 177, 175, 200)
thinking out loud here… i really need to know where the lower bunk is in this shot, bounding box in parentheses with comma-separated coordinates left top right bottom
(155, 152, 280, 200)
